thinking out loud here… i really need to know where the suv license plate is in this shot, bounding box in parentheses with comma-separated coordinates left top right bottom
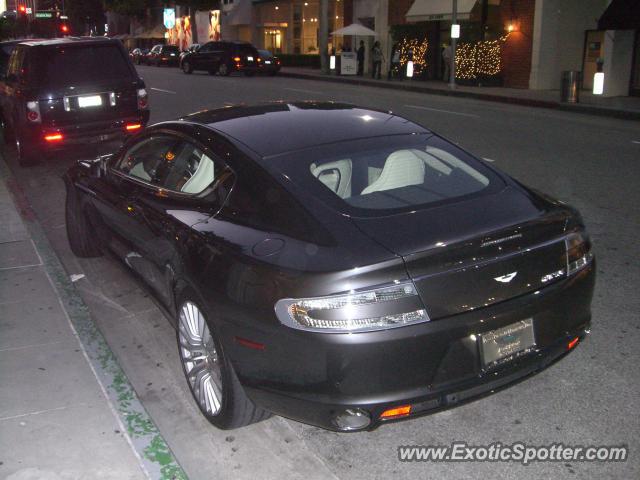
(78, 95, 103, 108)
(479, 319, 535, 367)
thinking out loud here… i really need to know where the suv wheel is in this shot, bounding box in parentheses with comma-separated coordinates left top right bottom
(182, 61, 193, 74)
(176, 292, 271, 429)
(217, 63, 230, 76)
(15, 135, 37, 166)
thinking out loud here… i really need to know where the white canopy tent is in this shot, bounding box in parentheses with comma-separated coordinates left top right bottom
(406, 0, 477, 22)
(331, 23, 377, 37)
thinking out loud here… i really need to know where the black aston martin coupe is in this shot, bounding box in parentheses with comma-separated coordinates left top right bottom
(64, 102, 595, 431)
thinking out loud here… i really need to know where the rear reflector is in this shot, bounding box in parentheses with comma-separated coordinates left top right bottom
(567, 337, 580, 350)
(125, 123, 142, 131)
(380, 405, 412, 419)
(234, 336, 265, 351)
(44, 133, 63, 142)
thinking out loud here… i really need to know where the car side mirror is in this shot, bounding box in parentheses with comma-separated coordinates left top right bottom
(80, 154, 112, 178)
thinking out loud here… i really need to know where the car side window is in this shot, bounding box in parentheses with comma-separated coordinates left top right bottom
(116, 135, 231, 196)
(116, 135, 180, 185)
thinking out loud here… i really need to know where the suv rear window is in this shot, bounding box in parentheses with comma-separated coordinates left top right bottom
(235, 44, 258, 56)
(33, 43, 133, 87)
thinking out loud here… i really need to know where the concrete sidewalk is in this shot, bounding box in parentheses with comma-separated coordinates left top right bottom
(280, 67, 640, 120)
(0, 161, 186, 480)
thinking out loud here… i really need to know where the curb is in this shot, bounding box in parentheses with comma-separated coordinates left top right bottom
(279, 70, 640, 121)
(0, 159, 189, 480)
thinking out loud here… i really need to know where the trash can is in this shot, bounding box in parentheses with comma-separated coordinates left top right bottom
(561, 71, 581, 103)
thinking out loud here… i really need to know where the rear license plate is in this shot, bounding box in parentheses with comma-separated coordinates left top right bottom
(265, 60, 272, 64)
(78, 95, 103, 108)
(479, 319, 535, 367)
(247, 56, 254, 61)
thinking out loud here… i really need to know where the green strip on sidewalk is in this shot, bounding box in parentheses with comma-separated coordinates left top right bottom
(0, 160, 188, 480)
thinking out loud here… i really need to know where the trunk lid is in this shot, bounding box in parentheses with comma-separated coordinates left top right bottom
(351, 186, 570, 319)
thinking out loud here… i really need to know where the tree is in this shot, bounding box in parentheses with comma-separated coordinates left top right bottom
(103, 0, 150, 18)
(66, 0, 107, 34)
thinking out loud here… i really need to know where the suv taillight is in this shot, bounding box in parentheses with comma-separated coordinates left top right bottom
(137, 88, 148, 110)
(26, 101, 41, 123)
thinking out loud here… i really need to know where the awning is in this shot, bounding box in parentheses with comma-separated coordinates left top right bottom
(598, 0, 640, 30)
(406, 0, 477, 22)
(226, 0, 252, 26)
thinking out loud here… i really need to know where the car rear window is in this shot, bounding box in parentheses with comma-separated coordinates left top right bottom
(235, 44, 257, 56)
(267, 134, 504, 217)
(34, 43, 133, 87)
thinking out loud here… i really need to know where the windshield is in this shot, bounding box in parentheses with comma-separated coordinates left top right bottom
(268, 134, 503, 216)
(35, 44, 133, 87)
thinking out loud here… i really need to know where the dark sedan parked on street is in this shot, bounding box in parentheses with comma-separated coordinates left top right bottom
(257, 49, 281, 75)
(180, 41, 259, 76)
(64, 102, 595, 431)
(146, 44, 180, 66)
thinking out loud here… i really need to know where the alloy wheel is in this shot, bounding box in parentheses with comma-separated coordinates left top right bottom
(178, 301, 223, 416)
(218, 63, 229, 76)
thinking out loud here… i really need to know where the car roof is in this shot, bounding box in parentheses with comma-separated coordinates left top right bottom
(181, 102, 430, 158)
(18, 37, 123, 48)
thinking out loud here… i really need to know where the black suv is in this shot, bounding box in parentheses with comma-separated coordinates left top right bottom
(0, 38, 150, 165)
(180, 41, 259, 76)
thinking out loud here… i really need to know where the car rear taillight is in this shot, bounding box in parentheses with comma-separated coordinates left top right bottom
(380, 405, 412, 419)
(26, 101, 41, 123)
(233, 56, 241, 62)
(565, 231, 593, 275)
(44, 133, 63, 142)
(125, 123, 142, 131)
(137, 88, 148, 110)
(275, 281, 429, 333)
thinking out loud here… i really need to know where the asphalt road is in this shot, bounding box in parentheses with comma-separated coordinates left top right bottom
(4, 65, 639, 480)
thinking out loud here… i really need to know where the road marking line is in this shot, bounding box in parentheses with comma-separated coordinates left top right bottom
(483, 157, 496, 162)
(0, 340, 66, 353)
(633, 140, 640, 144)
(404, 104, 480, 118)
(150, 87, 177, 94)
(0, 262, 42, 271)
(0, 404, 88, 422)
(284, 87, 323, 95)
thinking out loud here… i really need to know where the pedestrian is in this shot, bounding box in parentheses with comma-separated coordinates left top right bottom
(442, 43, 452, 82)
(371, 41, 383, 80)
(356, 40, 365, 76)
(388, 42, 401, 80)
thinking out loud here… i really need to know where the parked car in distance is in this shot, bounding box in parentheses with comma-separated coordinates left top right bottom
(0, 37, 150, 165)
(256, 49, 281, 75)
(146, 44, 180, 66)
(180, 41, 259, 76)
(130, 47, 149, 65)
(64, 102, 594, 432)
(180, 43, 200, 61)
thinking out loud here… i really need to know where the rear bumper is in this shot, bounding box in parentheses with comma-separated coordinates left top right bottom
(225, 262, 595, 431)
(21, 112, 150, 151)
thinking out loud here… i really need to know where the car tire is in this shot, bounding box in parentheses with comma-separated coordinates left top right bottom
(15, 135, 37, 166)
(64, 177, 102, 258)
(269, 71, 278, 77)
(176, 289, 271, 429)
(217, 63, 230, 76)
(182, 61, 193, 74)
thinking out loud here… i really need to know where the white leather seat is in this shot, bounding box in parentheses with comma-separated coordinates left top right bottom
(181, 153, 215, 194)
(361, 149, 425, 195)
(311, 159, 352, 198)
